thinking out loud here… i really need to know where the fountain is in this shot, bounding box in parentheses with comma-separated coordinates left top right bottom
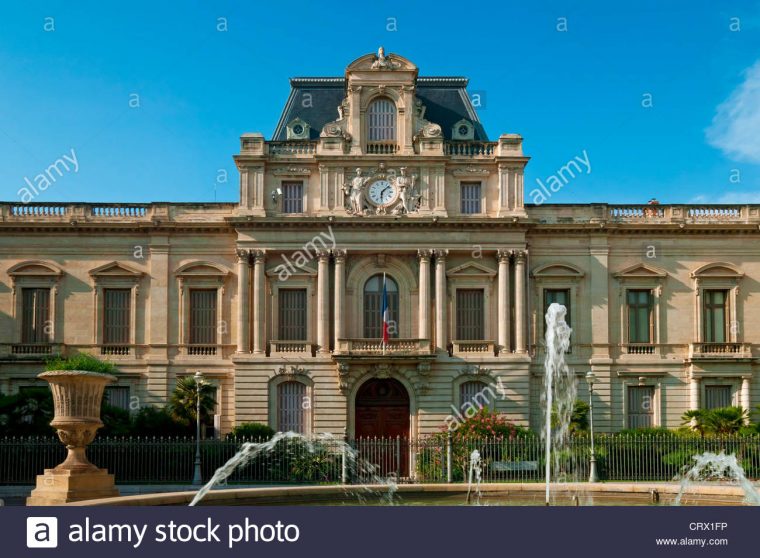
(190, 431, 398, 506)
(675, 451, 760, 506)
(465, 450, 482, 505)
(27, 370, 119, 505)
(541, 303, 576, 505)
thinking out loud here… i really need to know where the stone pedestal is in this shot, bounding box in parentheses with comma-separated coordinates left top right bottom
(27, 468, 118, 505)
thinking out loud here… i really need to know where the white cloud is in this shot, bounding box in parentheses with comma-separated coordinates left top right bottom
(691, 191, 760, 204)
(706, 60, 760, 163)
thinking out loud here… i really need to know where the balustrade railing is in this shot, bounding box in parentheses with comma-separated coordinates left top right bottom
(268, 141, 317, 156)
(444, 141, 496, 157)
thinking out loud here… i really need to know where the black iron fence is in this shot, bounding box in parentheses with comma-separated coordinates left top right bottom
(1, 434, 759, 485)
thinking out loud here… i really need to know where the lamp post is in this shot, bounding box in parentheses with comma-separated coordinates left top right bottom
(585, 371, 598, 482)
(192, 371, 204, 485)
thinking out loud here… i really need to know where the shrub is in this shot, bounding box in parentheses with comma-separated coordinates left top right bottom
(226, 422, 275, 441)
(45, 353, 118, 374)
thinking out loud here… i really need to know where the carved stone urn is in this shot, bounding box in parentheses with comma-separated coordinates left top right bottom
(27, 370, 120, 505)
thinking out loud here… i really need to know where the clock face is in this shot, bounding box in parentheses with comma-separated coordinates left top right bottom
(367, 179, 398, 206)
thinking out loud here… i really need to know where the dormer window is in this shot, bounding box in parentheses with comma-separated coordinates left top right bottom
(366, 97, 397, 153)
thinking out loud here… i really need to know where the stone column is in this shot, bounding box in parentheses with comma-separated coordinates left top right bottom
(317, 250, 331, 354)
(689, 376, 700, 410)
(514, 250, 527, 353)
(252, 250, 266, 354)
(333, 249, 346, 348)
(417, 250, 431, 341)
(741, 377, 751, 414)
(497, 250, 511, 355)
(236, 249, 250, 353)
(434, 250, 448, 352)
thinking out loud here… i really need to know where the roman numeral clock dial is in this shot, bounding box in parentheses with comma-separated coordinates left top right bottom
(367, 179, 398, 207)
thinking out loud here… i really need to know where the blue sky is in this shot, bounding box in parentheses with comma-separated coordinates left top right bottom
(1, 1, 759, 204)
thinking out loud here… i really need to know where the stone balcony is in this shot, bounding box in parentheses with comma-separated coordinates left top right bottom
(450, 340, 497, 357)
(689, 342, 752, 359)
(334, 338, 432, 357)
(269, 340, 317, 357)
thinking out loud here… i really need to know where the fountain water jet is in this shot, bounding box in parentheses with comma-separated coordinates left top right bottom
(190, 432, 398, 506)
(675, 451, 760, 506)
(465, 450, 483, 505)
(542, 303, 575, 505)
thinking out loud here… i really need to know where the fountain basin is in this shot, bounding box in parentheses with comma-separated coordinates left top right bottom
(62, 482, 756, 507)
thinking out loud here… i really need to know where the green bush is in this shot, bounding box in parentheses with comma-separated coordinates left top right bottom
(226, 422, 275, 441)
(0, 388, 55, 436)
(45, 353, 118, 374)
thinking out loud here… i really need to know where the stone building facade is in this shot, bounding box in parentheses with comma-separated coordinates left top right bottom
(1, 50, 758, 437)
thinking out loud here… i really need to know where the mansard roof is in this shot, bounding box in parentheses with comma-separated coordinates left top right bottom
(272, 76, 488, 142)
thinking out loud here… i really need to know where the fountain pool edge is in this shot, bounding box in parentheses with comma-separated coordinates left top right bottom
(59, 482, 756, 506)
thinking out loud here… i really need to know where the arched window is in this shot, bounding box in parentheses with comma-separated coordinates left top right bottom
(277, 381, 307, 433)
(367, 98, 396, 143)
(460, 380, 491, 409)
(363, 274, 399, 338)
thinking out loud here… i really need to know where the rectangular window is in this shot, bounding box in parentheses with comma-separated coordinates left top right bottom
(627, 385, 655, 429)
(104, 386, 131, 411)
(627, 289, 653, 344)
(189, 289, 217, 345)
(456, 289, 485, 340)
(21, 288, 51, 343)
(281, 181, 303, 214)
(460, 182, 482, 214)
(704, 385, 732, 410)
(278, 289, 307, 341)
(703, 289, 728, 343)
(278, 381, 306, 433)
(103, 288, 131, 345)
(544, 289, 571, 327)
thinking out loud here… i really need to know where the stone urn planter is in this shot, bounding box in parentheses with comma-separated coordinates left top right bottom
(27, 370, 120, 505)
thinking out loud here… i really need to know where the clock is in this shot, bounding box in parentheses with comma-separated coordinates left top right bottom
(366, 179, 398, 207)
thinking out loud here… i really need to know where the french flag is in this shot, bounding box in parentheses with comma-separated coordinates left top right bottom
(381, 272, 390, 346)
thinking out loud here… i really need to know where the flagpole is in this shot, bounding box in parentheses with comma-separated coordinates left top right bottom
(382, 272, 386, 356)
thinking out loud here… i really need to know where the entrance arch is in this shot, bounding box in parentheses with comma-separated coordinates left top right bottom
(354, 377, 411, 477)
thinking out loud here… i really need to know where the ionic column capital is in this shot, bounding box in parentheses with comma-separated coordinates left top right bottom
(513, 249, 527, 263)
(332, 249, 347, 262)
(252, 250, 266, 263)
(317, 250, 331, 262)
(417, 249, 432, 262)
(496, 249, 511, 264)
(433, 249, 449, 261)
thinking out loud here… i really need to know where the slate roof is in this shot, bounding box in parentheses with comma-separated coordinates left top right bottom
(271, 77, 489, 141)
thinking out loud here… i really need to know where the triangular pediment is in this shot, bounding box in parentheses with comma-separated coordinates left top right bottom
(8, 260, 63, 277)
(175, 261, 230, 277)
(532, 263, 584, 278)
(691, 262, 743, 279)
(89, 261, 143, 278)
(614, 263, 667, 279)
(446, 261, 496, 277)
(267, 263, 317, 278)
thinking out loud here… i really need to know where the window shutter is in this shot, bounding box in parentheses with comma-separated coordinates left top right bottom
(103, 289, 131, 344)
(190, 289, 217, 345)
(367, 98, 396, 142)
(22, 288, 51, 343)
(456, 289, 484, 340)
(627, 386, 655, 429)
(460, 182, 482, 214)
(282, 182, 303, 214)
(278, 381, 306, 433)
(279, 289, 307, 340)
(704, 385, 731, 410)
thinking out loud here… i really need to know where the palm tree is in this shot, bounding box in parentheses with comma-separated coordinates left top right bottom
(681, 407, 748, 436)
(169, 376, 217, 427)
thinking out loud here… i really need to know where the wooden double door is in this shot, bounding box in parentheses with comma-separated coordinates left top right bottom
(354, 378, 410, 477)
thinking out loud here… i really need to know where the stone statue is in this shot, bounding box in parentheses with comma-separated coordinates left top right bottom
(371, 46, 399, 70)
(344, 168, 366, 215)
(396, 167, 419, 214)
